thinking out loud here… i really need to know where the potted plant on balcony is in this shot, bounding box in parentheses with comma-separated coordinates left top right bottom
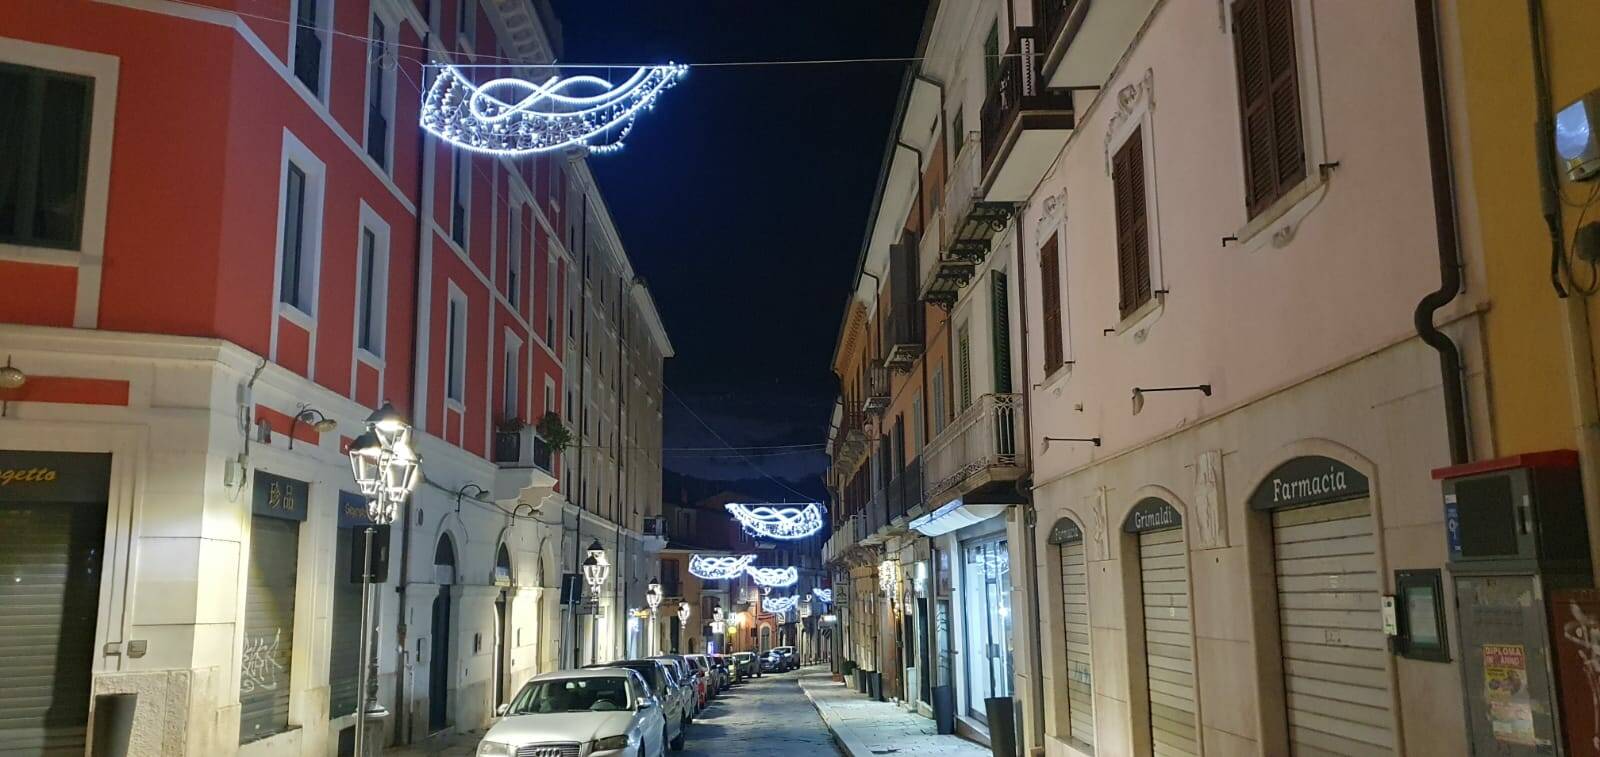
(533, 412, 572, 472)
(493, 416, 525, 463)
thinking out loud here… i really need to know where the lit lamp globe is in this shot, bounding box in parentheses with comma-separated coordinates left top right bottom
(677, 602, 691, 624)
(646, 578, 662, 612)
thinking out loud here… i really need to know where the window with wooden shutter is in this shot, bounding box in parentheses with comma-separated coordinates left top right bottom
(1113, 128, 1152, 319)
(957, 321, 972, 412)
(1233, 0, 1304, 218)
(1039, 234, 1064, 373)
(990, 271, 1013, 394)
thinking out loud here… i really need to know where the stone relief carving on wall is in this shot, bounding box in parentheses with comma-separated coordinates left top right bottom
(1086, 486, 1110, 561)
(1104, 68, 1155, 175)
(1193, 449, 1228, 549)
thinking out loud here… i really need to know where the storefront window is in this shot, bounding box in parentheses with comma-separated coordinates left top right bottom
(961, 536, 1013, 722)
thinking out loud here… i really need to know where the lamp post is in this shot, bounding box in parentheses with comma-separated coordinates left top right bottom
(676, 601, 691, 653)
(645, 578, 662, 655)
(347, 402, 421, 757)
(582, 540, 608, 665)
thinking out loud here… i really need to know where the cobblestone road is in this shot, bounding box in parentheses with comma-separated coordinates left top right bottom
(676, 669, 840, 757)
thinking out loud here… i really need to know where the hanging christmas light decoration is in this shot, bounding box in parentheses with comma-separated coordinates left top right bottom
(760, 594, 799, 615)
(421, 62, 687, 156)
(811, 588, 833, 605)
(688, 554, 756, 580)
(724, 502, 824, 540)
(745, 565, 799, 588)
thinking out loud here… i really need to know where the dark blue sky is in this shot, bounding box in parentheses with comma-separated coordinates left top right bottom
(555, 2, 926, 493)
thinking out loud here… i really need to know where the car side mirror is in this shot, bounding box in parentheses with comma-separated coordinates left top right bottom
(495, 703, 511, 716)
(639, 697, 657, 710)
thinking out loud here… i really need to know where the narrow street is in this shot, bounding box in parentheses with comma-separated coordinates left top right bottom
(677, 669, 840, 757)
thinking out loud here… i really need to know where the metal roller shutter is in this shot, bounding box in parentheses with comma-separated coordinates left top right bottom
(0, 500, 105, 756)
(1272, 498, 1392, 756)
(1139, 528, 1195, 757)
(241, 515, 300, 743)
(1057, 539, 1093, 750)
(329, 527, 362, 718)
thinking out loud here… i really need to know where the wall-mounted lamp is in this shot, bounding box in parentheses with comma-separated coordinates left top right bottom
(288, 405, 339, 449)
(1131, 384, 1212, 416)
(453, 482, 490, 513)
(0, 357, 26, 390)
(1042, 436, 1101, 452)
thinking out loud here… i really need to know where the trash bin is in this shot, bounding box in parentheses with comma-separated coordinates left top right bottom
(931, 685, 956, 735)
(984, 697, 1017, 757)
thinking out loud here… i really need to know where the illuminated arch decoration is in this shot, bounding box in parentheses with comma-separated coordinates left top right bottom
(724, 502, 824, 540)
(760, 594, 798, 615)
(811, 588, 833, 605)
(745, 565, 798, 588)
(688, 554, 756, 581)
(421, 63, 687, 156)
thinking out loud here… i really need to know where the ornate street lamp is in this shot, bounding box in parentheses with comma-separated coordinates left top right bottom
(346, 402, 420, 757)
(646, 578, 662, 655)
(581, 541, 609, 665)
(677, 601, 691, 625)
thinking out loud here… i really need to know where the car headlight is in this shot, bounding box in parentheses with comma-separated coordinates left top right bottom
(476, 741, 513, 757)
(590, 734, 631, 752)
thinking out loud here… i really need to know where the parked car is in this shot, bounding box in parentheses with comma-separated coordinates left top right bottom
(712, 654, 741, 684)
(479, 668, 667, 757)
(685, 654, 724, 695)
(772, 645, 798, 671)
(759, 649, 784, 673)
(584, 660, 687, 750)
(732, 651, 759, 679)
(651, 654, 705, 711)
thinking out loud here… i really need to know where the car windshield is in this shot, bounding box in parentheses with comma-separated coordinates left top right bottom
(507, 677, 632, 714)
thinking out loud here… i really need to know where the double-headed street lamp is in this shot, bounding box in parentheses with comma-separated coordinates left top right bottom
(646, 578, 663, 655)
(346, 402, 421, 757)
(582, 540, 609, 664)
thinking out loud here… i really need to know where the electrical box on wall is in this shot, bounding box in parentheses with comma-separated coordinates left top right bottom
(1433, 451, 1594, 756)
(1557, 88, 1600, 181)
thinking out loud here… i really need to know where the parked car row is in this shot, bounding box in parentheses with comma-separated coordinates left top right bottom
(760, 645, 799, 673)
(477, 652, 765, 757)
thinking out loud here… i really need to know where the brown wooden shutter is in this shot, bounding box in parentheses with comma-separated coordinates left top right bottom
(1234, 0, 1304, 217)
(1039, 234, 1064, 373)
(1113, 128, 1151, 319)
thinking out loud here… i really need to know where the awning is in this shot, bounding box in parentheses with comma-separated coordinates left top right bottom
(908, 498, 1009, 537)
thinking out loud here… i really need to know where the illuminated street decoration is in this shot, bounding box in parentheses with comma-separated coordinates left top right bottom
(745, 565, 798, 588)
(688, 554, 756, 580)
(725, 502, 824, 540)
(761, 595, 798, 615)
(421, 63, 687, 156)
(878, 560, 898, 596)
(811, 588, 832, 604)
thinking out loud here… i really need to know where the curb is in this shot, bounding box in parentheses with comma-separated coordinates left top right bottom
(797, 676, 877, 757)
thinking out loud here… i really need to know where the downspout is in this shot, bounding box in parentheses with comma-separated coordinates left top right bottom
(572, 186, 591, 669)
(395, 28, 432, 742)
(1411, 0, 1471, 467)
(1012, 214, 1046, 756)
(1527, 0, 1600, 583)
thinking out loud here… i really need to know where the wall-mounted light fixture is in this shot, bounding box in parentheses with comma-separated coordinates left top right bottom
(1131, 384, 1212, 416)
(288, 405, 339, 449)
(453, 482, 490, 513)
(1042, 436, 1101, 452)
(0, 357, 26, 390)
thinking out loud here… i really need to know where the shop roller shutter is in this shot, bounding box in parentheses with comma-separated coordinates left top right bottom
(240, 516, 299, 743)
(329, 527, 363, 718)
(1139, 528, 1195, 757)
(1058, 540, 1094, 750)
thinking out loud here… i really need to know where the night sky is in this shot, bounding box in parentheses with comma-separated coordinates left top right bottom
(554, 2, 927, 498)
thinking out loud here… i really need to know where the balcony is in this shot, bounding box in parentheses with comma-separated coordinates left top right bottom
(921, 133, 1014, 310)
(886, 456, 924, 524)
(491, 426, 558, 499)
(1034, 0, 1158, 90)
(980, 30, 1076, 202)
(861, 487, 889, 545)
(923, 393, 1028, 509)
(863, 361, 891, 415)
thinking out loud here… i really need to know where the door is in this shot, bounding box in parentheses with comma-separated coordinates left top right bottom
(1139, 527, 1196, 756)
(494, 592, 508, 707)
(0, 493, 106, 756)
(1272, 498, 1393, 754)
(1058, 537, 1094, 749)
(429, 590, 452, 731)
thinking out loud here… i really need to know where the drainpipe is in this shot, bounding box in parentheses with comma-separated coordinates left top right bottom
(1526, 0, 1600, 583)
(395, 29, 433, 742)
(1411, 0, 1470, 467)
(572, 186, 591, 669)
(1012, 212, 1046, 756)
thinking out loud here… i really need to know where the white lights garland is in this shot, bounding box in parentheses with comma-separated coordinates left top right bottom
(760, 595, 799, 615)
(745, 565, 799, 588)
(421, 63, 687, 156)
(811, 588, 833, 605)
(724, 502, 825, 540)
(688, 554, 756, 581)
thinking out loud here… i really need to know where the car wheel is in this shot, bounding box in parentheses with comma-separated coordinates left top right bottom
(660, 727, 669, 757)
(670, 722, 687, 751)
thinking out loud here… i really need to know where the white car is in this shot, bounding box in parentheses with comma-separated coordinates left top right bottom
(478, 669, 668, 757)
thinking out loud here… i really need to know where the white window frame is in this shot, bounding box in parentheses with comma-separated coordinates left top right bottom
(361, 6, 398, 174)
(507, 199, 523, 309)
(544, 377, 557, 420)
(445, 283, 468, 406)
(451, 150, 471, 249)
(353, 201, 390, 363)
(286, 0, 335, 103)
(502, 330, 522, 423)
(1102, 69, 1164, 336)
(270, 130, 327, 370)
(547, 255, 559, 341)
(0, 39, 118, 329)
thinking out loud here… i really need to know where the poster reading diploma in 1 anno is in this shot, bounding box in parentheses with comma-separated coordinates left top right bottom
(1484, 643, 1537, 746)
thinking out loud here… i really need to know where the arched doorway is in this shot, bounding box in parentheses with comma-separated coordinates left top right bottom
(430, 535, 457, 732)
(1123, 498, 1194, 757)
(493, 543, 513, 708)
(1048, 516, 1094, 751)
(759, 624, 773, 653)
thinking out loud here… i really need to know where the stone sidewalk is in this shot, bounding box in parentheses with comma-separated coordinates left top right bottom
(798, 673, 989, 757)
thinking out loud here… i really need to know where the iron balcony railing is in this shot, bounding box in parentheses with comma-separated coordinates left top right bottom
(923, 393, 1025, 504)
(864, 361, 891, 414)
(1035, 0, 1086, 75)
(886, 455, 924, 522)
(980, 32, 1074, 176)
(493, 427, 556, 477)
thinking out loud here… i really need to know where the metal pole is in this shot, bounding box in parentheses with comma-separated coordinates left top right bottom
(589, 597, 599, 665)
(355, 525, 375, 756)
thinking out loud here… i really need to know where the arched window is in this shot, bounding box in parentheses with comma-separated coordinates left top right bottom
(434, 534, 457, 585)
(494, 543, 513, 586)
